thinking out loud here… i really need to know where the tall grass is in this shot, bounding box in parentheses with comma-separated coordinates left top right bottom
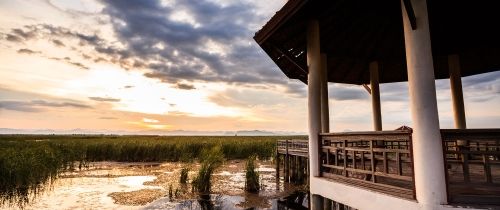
(0, 135, 306, 207)
(192, 146, 224, 195)
(179, 167, 189, 184)
(245, 155, 259, 193)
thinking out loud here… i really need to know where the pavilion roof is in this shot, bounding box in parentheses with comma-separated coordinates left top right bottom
(254, 0, 500, 84)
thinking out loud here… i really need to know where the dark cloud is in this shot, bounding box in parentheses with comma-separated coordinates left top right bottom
(0, 100, 92, 112)
(52, 39, 65, 47)
(284, 82, 307, 98)
(329, 86, 369, 101)
(97, 0, 284, 84)
(123, 85, 134, 89)
(49, 56, 89, 70)
(12, 28, 37, 39)
(6, 34, 23, 42)
(17, 48, 40, 54)
(4, 1, 286, 88)
(0, 101, 40, 112)
(176, 83, 195, 90)
(68, 61, 89, 70)
(88, 97, 121, 102)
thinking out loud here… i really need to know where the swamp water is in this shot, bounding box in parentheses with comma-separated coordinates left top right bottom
(2, 160, 307, 210)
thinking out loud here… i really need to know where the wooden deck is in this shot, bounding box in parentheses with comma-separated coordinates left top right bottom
(277, 129, 500, 206)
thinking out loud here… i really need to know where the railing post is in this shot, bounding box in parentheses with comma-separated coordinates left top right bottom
(370, 140, 376, 183)
(285, 139, 289, 183)
(275, 144, 280, 183)
(462, 152, 470, 183)
(483, 155, 492, 183)
(343, 140, 347, 177)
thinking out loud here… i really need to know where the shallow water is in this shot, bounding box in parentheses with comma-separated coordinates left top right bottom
(2, 160, 306, 210)
(3, 176, 160, 210)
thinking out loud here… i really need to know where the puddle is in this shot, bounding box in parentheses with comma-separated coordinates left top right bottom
(3, 176, 161, 210)
(2, 160, 306, 210)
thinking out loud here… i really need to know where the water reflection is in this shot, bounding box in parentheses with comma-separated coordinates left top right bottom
(144, 192, 309, 210)
(2, 161, 308, 210)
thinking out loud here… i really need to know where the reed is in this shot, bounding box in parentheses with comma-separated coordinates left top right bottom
(179, 167, 189, 184)
(191, 146, 224, 194)
(245, 155, 260, 193)
(0, 134, 306, 207)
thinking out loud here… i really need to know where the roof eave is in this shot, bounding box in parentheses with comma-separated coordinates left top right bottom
(253, 0, 308, 45)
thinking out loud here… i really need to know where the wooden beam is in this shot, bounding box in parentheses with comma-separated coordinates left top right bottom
(402, 0, 417, 30)
(362, 84, 371, 94)
(271, 44, 308, 75)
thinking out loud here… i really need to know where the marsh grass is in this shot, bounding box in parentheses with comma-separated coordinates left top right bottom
(191, 146, 224, 195)
(0, 134, 306, 207)
(179, 167, 189, 184)
(245, 155, 260, 193)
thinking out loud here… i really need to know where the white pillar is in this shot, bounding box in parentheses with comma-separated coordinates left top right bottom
(307, 19, 323, 210)
(321, 54, 330, 133)
(370, 61, 382, 131)
(401, 0, 447, 206)
(307, 19, 321, 178)
(448, 55, 466, 129)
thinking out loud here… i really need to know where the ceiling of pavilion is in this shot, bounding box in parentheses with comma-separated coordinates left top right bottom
(254, 0, 500, 85)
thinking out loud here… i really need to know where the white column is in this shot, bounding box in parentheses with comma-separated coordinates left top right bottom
(401, 0, 447, 206)
(448, 55, 466, 129)
(321, 54, 330, 133)
(307, 19, 322, 178)
(370, 61, 382, 131)
(307, 19, 323, 210)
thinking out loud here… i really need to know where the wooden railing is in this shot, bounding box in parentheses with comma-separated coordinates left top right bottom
(277, 139, 309, 157)
(320, 131, 415, 200)
(441, 129, 500, 205)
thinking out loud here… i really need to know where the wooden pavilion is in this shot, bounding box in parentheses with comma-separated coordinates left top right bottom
(254, 0, 500, 209)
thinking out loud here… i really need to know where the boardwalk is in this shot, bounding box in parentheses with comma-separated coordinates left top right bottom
(276, 129, 500, 205)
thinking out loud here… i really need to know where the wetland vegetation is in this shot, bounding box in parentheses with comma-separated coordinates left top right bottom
(0, 134, 306, 208)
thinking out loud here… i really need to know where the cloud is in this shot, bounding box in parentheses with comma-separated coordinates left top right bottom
(329, 85, 369, 101)
(68, 61, 89, 70)
(95, 0, 285, 85)
(17, 48, 40, 54)
(143, 118, 159, 123)
(11, 28, 37, 39)
(88, 96, 121, 102)
(208, 88, 287, 108)
(284, 82, 307, 98)
(99, 116, 118, 120)
(176, 83, 195, 90)
(0, 100, 92, 112)
(3, 0, 288, 90)
(0, 101, 41, 112)
(5, 34, 23, 42)
(49, 56, 89, 70)
(123, 85, 134, 89)
(52, 39, 65, 47)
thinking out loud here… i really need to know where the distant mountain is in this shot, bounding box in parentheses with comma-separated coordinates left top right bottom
(235, 130, 277, 136)
(0, 128, 306, 136)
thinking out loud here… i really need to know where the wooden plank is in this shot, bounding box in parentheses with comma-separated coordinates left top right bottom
(322, 173, 415, 200)
(373, 172, 413, 181)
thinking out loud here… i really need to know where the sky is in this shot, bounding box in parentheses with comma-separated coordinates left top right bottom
(0, 0, 498, 133)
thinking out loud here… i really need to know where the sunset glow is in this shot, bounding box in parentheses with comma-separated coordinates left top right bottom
(0, 0, 498, 134)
